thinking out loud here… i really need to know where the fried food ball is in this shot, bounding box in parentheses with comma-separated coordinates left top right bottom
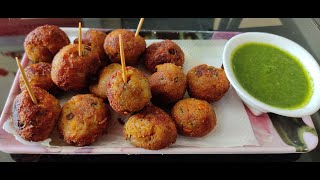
(103, 29, 146, 66)
(89, 63, 121, 99)
(74, 29, 109, 66)
(51, 44, 101, 91)
(12, 87, 61, 141)
(124, 104, 177, 150)
(24, 25, 70, 63)
(58, 94, 109, 147)
(144, 40, 184, 72)
(19, 62, 59, 94)
(187, 64, 230, 103)
(149, 63, 187, 105)
(171, 98, 216, 137)
(107, 66, 151, 115)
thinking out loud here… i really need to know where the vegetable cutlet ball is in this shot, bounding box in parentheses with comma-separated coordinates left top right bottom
(107, 66, 151, 115)
(58, 94, 110, 147)
(19, 62, 58, 94)
(51, 44, 101, 91)
(89, 63, 121, 99)
(103, 29, 146, 66)
(24, 25, 70, 63)
(187, 64, 230, 103)
(12, 87, 61, 141)
(74, 29, 109, 66)
(171, 98, 217, 137)
(144, 40, 184, 72)
(124, 104, 177, 150)
(149, 63, 187, 105)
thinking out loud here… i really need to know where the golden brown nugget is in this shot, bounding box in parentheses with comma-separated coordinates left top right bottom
(104, 29, 146, 66)
(144, 40, 184, 72)
(89, 63, 121, 99)
(24, 25, 70, 63)
(107, 66, 151, 115)
(124, 104, 177, 150)
(149, 63, 187, 105)
(58, 94, 110, 146)
(19, 62, 59, 94)
(12, 87, 61, 141)
(171, 98, 216, 137)
(51, 44, 101, 91)
(187, 64, 230, 103)
(74, 29, 109, 66)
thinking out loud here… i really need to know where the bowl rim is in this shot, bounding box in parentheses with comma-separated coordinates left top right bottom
(222, 32, 320, 117)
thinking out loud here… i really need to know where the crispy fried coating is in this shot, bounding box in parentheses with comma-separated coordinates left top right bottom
(89, 63, 121, 99)
(24, 25, 70, 63)
(74, 29, 109, 66)
(19, 62, 58, 94)
(12, 87, 61, 141)
(149, 63, 187, 105)
(104, 29, 146, 66)
(144, 40, 184, 72)
(124, 104, 177, 150)
(187, 64, 230, 102)
(171, 98, 216, 137)
(107, 66, 151, 115)
(51, 44, 101, 91)
(58, 94, 110, 146)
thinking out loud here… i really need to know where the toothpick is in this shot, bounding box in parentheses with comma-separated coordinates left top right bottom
(78, 22, 82, 56)
(119, 34, 127, 83)
(15, 57, 38, 104)
(135, 18, 144, 37)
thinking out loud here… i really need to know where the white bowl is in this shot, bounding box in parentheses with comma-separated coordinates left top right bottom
(222, 32, 320, 117)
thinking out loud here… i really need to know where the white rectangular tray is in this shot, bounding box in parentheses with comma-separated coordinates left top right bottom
(0, 28, 317, 154)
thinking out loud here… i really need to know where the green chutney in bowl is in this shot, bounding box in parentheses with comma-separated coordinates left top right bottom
(223, 32, 320, 117)
(231, 42, 313, 110)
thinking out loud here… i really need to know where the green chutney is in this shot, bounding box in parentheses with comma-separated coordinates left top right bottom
(231, 42, 313, 109)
